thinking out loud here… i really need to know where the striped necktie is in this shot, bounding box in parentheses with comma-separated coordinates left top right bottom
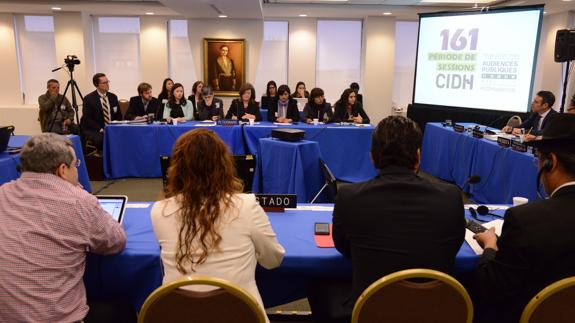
(101, 94, 111, 124)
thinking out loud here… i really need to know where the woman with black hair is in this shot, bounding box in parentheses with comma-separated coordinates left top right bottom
(158, 78, 174, 104)
(302, 88, 334, 124)
(268, 84, 299, 123)
(157, 83, 194, 123)
(226, 83, 262, 121)
(291, 81, 309, 99)
(260, 81, 277, 110)
(334, 88, 370, 124)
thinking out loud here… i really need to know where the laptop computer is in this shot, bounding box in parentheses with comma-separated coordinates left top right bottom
(0, 126, 15, 153)
(97, 195, 128, 224)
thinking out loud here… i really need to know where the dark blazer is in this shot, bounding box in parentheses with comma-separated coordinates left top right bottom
(80, 90, 121, 134)
(260, 96, 274, 110)
(225, 99, 262, 121)
(302, 102, 334, 123)
(334, 101, 370, 124)
(267, 98, 300, 122)
(333, 166, 465, 303)
(476, 184, 575, 323)
(197, 98, 224, 121)
(516, 109, 558, 136)
(126, 96, 159, 120)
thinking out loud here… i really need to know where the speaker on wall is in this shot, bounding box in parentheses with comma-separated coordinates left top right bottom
(555, 29, 575, 63)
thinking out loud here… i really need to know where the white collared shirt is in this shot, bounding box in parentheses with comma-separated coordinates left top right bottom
(538, 109, 551, 130)
(550, 181, 575, 197)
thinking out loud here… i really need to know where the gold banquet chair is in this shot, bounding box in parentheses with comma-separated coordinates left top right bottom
(520, 276, 575, 323)
(352, 269, 473, 323)
(138, 276, 267, 323)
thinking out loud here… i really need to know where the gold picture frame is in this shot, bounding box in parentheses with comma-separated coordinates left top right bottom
(203, 38, 246, 97)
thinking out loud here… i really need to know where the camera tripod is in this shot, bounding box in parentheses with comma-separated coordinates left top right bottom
(48, 63, 84, 135)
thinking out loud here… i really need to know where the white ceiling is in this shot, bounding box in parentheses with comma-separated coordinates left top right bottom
(0, 0, 572, 20)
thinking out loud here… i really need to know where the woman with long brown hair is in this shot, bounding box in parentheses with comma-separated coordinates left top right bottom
(151, 129, 284, 317)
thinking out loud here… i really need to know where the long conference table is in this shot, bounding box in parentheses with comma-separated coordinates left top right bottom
(103, 122, 378, 184)
(420, 123, 541, 204)
(84, 203, 495, 311)
(0, 135, 92, 192)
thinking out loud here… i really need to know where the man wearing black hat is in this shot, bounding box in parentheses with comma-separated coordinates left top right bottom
(474, 114, 575, 323)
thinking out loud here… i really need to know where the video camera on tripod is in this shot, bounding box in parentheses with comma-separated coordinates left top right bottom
(48, 55, 84, 133)
(64, 55, 80, 71)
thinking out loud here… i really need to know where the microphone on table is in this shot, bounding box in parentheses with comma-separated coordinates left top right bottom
(476, 205, 504, 219)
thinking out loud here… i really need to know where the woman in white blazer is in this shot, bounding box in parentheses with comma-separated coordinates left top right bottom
(151, 128, 284, 320)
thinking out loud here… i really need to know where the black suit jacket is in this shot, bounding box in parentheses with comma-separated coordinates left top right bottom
(127, 96, 159, 120)
(267, 98, 300, 122)
(516, 109, 558, 136)
(334, 101, 370, 124)
(197, 99, 224, 121)
(333, 166, 465, 303)
(225, 99, 262, 121)
(476, 184, 575, 323)
(81, 90, 121, 135)
(302, 102, 334, 123)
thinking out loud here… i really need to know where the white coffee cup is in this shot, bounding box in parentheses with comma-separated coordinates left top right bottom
(313, 118, 319, 126)
(173, 119, 178, 126)
(513, 197, 528, 206)
(249, 118, 255, 126)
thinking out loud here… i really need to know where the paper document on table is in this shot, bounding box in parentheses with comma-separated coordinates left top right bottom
(289, 205, 334, 212)
(465, 219, 504, 255)
(127, 203, 151, 208)
(465, 205, 510, 211)
(273, 122, 292, 126)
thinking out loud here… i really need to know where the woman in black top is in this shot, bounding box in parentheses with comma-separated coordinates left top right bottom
(292, 81, 309, 99)
(226, 83, 262, 121)
(334, 88, 370, 124)
(187, 81, 204, 120)
(302, 88, 334, 123)
(158, 78, 174, 104)
(197, 86, 224, 121)
(260, 80, 277, 110)
(268, 84, 299, 123)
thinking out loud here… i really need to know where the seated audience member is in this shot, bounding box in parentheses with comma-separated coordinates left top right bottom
(568, 94, 575, 115)
(187, 81, 204, 120)
(308, 116, 465, 323)
(292, 81, 309, 99)
(80, 73, 121, 150)
(0, 133, 132, 323)
(151, 129, 284, 321)
(260, 80, 277, 110)
(38, 79, 78, 134)
(474, 114, 575, 323)
(157, 78, 174, 104)
(302, 87, 334, 123)
(197, 85, 224, 121)
(334, 88, 370, 124)
(502, 90, 557, 141)
(226, 83, 262, 121)
(349, 82, 363, 104)
(157, 83, 194, 123)
(268, 84, 300, 123)
(126, 82, 159, 120)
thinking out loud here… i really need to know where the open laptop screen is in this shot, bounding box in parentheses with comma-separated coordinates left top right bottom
(96, 195, 128, 224)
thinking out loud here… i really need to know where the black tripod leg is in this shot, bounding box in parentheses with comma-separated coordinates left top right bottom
(48, 81, 72, 133)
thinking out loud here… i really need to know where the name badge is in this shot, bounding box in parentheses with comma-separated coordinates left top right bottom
(453, 124, 465, 133)
(511, 140, 528, 153)
(472, 129, 484, 139)
(112, 106, 118, 113)
(497, 137, 511, 148)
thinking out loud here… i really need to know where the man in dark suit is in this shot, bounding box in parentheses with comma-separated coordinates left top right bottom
(308, 116, 465, 323)
(80, 73, 121, 150)
(502, 90, 557, 138)
(126, 82, 159, 120)
(474, 114, 575, 323)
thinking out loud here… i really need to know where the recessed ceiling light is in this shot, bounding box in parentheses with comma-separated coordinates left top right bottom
(383, 12, 392, 15)
(218, 14, 228, 18)
(145, 12, 155, 15)
(51, 7, 62, 10)
(299, 14, 308, 17)
(562, 0, 572, 2)
(543, 11, 547, 14)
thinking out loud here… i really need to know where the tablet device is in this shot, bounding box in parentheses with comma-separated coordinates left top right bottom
(97, 195, 128, 224)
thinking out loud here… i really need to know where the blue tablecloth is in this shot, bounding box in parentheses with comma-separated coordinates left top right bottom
(421, 123, 540, 204)
(0, 135, 92, 192)
(84, 203, 489, 310)
(103, 122, 377, 184)
(255, 139, 323, 203)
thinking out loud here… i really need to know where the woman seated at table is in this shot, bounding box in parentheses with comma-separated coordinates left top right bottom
(226, 83, 262, 121)
(268, 84, 300, 123)
(291, 81, 309, 99)
(197, 86, 224, 121)
(157, 78, 173, 104)
(187, 81, 204, 120)
(260, 80, 277, 110)
(334, 88, 370, 124)
(151, 129, 285, 318)
(302, 88, 334, 124)
(157, 83, 194, 123)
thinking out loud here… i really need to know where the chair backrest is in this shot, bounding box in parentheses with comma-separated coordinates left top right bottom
(0, 125, 15, 153)
(159, 155, 170, 191)
(138, 276, 267, 323)
(119, 99, 129, 119)
(233, 154, 256, 193)
(352, 269, 473, 323)
(507, 115, 523, 128)
(520, 276, 575, 323)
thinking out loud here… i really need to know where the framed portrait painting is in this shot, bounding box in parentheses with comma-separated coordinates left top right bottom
(203, 38, 246, 97)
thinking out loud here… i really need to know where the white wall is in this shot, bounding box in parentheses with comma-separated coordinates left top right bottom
(140, 16, 169, 95)
(0, 13, 21, 106)
(288, 18, 317, 91)
(363, 16, 396, 125)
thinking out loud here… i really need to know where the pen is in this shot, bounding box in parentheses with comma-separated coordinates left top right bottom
(526, 127, 533, 135)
